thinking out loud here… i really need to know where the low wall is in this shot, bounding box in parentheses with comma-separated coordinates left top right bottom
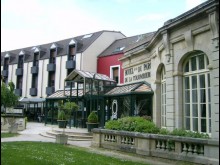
(92, 129, 219, 165)
(1, 116, 25, 131)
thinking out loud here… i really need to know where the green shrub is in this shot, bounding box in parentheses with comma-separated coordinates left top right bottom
(104, 117, 209, 139)
(58, 110, 66, 120)
(88, 111, 98, 123)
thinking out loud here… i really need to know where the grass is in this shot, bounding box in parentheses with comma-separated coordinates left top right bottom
(1, 132, 19, 138)
(1, 142, 148, 165)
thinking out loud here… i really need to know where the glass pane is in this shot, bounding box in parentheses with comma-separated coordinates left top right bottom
(209, 119, 211, 133)
(185, 118, 190, 130)
(185, 90, 190, 103)
(185, 104, 190, 116)
(199, 75, 205, 88)
(191, 56, 197, 71)
(192, 76, 197, 89)
(198, 55, 205, 69)
(209, 104, 211, 118)
(200, 104, 206, 117)
(184, 77, 190, 89)
(200, 89, 206, 103)
(201, 118, 206, 132)
(193, 104, 198, 117)
(193, 118, 198, 131)
(192, 90, 197, 102)
(208, 74, 210, 87)
(185, 61, 189, 72)
(208, 88, 211, 102)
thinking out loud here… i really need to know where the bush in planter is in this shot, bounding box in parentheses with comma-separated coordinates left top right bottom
(87, 111, 99, 132)
(87, 111, 98, 123)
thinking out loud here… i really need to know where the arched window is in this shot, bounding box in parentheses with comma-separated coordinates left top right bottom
(183, 53, 211, 133)
(161, 66, 166, 127)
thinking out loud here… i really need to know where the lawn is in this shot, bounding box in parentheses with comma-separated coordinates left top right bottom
(1, 142, 148, 165)
(1, 133, 19, 138)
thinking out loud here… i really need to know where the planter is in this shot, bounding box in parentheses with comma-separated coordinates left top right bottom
(55, 134, 68, 144)
(8, 123, 18, 133)
(57, 120, 67, 128)
(86, 122, 99, 132)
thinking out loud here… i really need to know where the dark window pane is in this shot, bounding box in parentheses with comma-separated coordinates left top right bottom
(208, 88, 211, 102)
(192, 90, 197, 102)
(193, 104, 198, 117)
(185, 61, 189, 72)
(185, 104, 190, 116)
(208, 74, 210, 87)
(191, 56, 197, 71)
(209, 104, 211, 118)
(201, 119, 206, 132)
(185, 90, 190, 103)
(199, 75, 205, 88)
(185, 77, 189, 89)
(185, 118, 190, 130)
(192, 76, 197, 89)
(198, 55, 205, 69)
(193, 118, 198, 131)
(209, 119, 211, 133)
(200, 104, 206, 117)
(200, 89, 206, 103)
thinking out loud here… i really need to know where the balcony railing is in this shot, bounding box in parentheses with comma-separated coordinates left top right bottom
(66, 60, 76, 69)
(46, 86, 55, 95)
(14, 88, 22, 96)
(47, 63, 56, 72)
(29, 88, 37, 96)
(92, 129, 219, 165)
(16, 68, 23, 76)
(2, 70, 8, 77)
(31, 66, 39, 74)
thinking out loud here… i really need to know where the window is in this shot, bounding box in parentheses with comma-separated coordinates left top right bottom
(50, 49, 56, 64)
(32, 75, 38, 88)
(161, 66, 166, 127)
(18, 55, 24, 68)
(183, 53, 211, 133)
(48, 72, 55, 87)
(68, 45, 75, 60)
(111, 66, 119, 84)
(33, 53, 39, 66)
(17, 76, 23, 89)
(3, 57, 9, 70)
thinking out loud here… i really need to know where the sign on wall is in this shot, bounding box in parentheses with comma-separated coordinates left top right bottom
(124, 62, 151, 83)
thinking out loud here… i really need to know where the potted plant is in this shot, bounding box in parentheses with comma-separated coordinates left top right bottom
(86, 111, 99, 132)
(57, 107, 67, 128)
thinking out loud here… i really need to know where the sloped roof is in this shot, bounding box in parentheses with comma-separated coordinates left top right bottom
(105, 81, 153, 96)
(47, 89, 83, 99)
(1, 30, 124, 65)
(65, 69, 115, 82)
(98, 32, 155, 57)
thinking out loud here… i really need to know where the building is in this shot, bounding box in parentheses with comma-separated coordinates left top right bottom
(1, 30, 125, 121)
(97, 32, 155, 85)
(117, 0, 219, 139)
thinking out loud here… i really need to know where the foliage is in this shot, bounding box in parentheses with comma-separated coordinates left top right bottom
(105, 117, 210, 139)
(58, 100, 79, 120)
(1, 82, 19, 109)
(105, 117, 159, 134)
(1, 142, 148, 165)
(88, 111, 98, 123)
(58, 110, 66, 120)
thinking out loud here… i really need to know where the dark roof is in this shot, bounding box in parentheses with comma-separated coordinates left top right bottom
(46, 89, 83, 99)
(1, 30, 124, 65)
(98, 32, 155, 57)
(105, 81, 153, 96)
(65, 69, 115, 82)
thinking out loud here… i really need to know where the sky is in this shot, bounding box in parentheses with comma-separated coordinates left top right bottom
(1, 0, 207, 52)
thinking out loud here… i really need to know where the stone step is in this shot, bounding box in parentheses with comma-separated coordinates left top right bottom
(40, 131, 93, 141)
(51, 129, 92, 136)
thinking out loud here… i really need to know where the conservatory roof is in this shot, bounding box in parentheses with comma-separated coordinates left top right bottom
(65, 69, 115, 82)
(46, 89, 83, 99)
(19, 97, 45, 103)
(105, 81, 153, 96)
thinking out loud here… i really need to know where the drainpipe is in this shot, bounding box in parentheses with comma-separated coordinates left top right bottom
(40, 59, 44, 97)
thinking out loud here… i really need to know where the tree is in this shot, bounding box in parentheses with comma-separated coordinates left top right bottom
(1, 81, 19, 110)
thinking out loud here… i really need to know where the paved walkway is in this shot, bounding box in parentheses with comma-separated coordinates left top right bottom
(1, 122, 190, 165)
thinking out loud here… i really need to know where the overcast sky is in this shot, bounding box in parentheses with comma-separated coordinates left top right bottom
(1, 0, 207, 52)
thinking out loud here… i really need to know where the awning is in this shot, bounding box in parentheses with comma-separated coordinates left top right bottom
(19, 97, 45, 103)
(105, 81, 153, 96)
